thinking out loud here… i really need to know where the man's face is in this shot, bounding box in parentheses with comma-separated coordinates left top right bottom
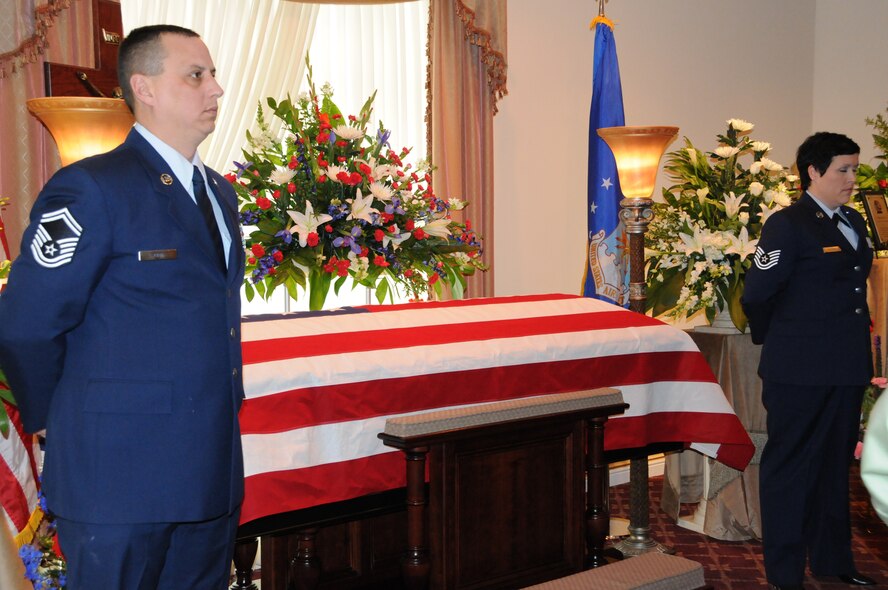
(808, 154, 859, 208)
(147, 33, 224, 153)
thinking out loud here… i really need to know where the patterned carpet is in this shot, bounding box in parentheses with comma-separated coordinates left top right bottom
(609, 464, 888, 589)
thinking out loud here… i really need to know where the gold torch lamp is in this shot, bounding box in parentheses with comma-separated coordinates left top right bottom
(26, 97, 133, 167)
(597, 125, 678, 556)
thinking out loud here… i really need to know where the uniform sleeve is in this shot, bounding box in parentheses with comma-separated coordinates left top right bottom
(0, 165, 113, 433)
(862, 393, 888, 525)
(741, 212, 796, 344)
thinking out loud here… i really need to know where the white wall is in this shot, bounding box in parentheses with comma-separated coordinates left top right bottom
(494, 0, 888, 297)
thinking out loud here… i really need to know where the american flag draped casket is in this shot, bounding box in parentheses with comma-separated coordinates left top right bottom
(238, 293, 754, 524)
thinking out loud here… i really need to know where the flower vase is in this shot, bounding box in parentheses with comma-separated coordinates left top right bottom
(307, 267, 333, 311)
(695, 308, 745, 334)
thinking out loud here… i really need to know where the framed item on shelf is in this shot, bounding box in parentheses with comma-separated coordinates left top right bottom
(860, 191, 888, 251)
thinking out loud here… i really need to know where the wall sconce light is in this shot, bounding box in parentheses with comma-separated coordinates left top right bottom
(597, 125, 678, 559)
(26, 97, 133, 167)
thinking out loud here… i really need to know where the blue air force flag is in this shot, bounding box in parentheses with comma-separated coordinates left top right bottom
(581, 17, 628, 306)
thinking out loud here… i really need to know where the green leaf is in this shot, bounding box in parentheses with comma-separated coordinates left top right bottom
(375, 278, 390, 304)
(647, 270, 684, 317)
(727, 280, 748, 332)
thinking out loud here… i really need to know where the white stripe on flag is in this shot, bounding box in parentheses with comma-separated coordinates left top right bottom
(241, 380, 732, 477)
(243, 323, 699, 400)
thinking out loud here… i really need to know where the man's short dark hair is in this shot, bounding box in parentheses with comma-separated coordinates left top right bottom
(796, 132, 860, 190)
(117, 25, 200, 112)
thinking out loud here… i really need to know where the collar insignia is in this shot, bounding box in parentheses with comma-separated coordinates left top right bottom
(160, 173, 173, 186)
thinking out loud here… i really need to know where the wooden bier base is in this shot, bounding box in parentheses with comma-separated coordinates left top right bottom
(234, 391, 628, 590)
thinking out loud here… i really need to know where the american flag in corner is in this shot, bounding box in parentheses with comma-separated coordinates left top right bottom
(581, 15, 629, 306)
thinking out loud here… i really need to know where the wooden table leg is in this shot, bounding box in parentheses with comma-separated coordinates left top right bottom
(403, 447, 430, 590)
(585, 416, 610, 568)
(230, 537, 259, 590)
(289, 528, 321, 590)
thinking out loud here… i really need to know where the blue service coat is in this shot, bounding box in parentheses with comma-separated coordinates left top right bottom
(0, 129, 245, 524)
(742, 192, 873, 386)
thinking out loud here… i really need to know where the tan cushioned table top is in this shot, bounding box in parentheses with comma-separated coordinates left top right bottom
(383, 387, 623, 438)
(521, 552, 705, 590)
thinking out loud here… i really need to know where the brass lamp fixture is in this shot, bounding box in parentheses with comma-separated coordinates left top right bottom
(26, 97, 133, 167)
(597, 125, 678, 557)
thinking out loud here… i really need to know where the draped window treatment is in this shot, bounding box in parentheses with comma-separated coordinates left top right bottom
(429, 0, 506, 298)
(120, 0, 319, 174)
(0, 0, 93, 259)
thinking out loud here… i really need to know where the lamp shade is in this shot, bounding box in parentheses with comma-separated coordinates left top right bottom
(26, 97, 134, 167)
(597, 126, 679, 199)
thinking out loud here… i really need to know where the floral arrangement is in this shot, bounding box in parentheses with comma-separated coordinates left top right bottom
(229, 63, 485, 310)
(645, 119, 798, 331)
(857, 102, 888, 194)
(18, 489, 66, 589)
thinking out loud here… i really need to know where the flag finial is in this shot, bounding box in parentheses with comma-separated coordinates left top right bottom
(590, 1, 614, 30)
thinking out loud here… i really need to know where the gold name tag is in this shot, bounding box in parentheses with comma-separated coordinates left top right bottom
(138, 249, 178, 261)
(822, 246, 841, 253)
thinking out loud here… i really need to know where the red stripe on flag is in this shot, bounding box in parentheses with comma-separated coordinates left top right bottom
(0, 402, 35, 532)
(241, 452, 406, 524)
(239, 350, 716, 434)
(242, 309, 665, 365)
(240, 410, 753, 524)
(357, 292, 581, 313)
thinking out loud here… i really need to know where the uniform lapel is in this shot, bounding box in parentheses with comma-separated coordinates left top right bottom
(800, 193, 854, 254)
(207, 172, 245, 286)
(125, 131, 227, 273)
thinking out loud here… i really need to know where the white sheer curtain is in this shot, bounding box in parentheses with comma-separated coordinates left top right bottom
(120, 0, 429, 312)
(120, 0, 319, 173)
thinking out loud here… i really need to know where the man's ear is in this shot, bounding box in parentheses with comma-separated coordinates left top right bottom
(130, 74, 154, 107)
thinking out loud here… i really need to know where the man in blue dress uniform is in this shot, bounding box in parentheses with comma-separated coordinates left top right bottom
(742, 132, 876, 590)
(0, 25, 245, 589)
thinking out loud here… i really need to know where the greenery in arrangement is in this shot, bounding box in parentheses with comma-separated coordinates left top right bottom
(857, 103, 888, 199)
(229, 61, 485, 310)
(645, 119, 797, 331)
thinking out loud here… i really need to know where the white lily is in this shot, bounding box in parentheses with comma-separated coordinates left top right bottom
(677, 227, 706, 256)
(696, 187, 710, 204)
(724, 191, 746, 218)
(759, 203, 779, 223)
(725, 226, 758, 259)
(422, 218, 452, 238)
(382, 224, 411, 250)
(347, 188, 376, 223)
(287, 201, 333, 247)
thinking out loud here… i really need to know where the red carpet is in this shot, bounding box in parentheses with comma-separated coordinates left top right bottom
(609, 464, 888, 589)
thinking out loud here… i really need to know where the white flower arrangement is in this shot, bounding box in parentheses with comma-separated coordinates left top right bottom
(645, 119, 798, 331)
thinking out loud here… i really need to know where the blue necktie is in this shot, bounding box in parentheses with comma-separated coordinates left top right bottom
(192, 166, 226, 270)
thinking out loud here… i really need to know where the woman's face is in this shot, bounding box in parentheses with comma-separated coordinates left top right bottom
(808, 154, 859, 208)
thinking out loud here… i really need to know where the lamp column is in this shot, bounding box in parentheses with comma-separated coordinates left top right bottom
(597, 126, 678, 557)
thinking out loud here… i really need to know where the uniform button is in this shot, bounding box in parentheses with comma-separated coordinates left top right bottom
(230, 328, 237, 339)
(854, 265, 862, 272)
(232, 368, 239, 378)
(227, 289, 232, 298)
(855, 308, 864, 314)
(855, 287, 863, 293)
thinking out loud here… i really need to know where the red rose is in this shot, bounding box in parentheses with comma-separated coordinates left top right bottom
(248, 257, 256, 265)
(318, 175, 328, 183)
(373, 255, 389, 267)
(273, 250, 284, 262)
(879, 179, 888, 189)
(325, 224, 333, 233)
(404, 269, 414, 278)
(288, 158, 298, 170)
(348, 172, 363, 185)
(428, 273, 439, 285)
(256, 197, 272, 210)
(307, 232, 320, 247)
(317, 132, 330, 143)
(251, 244, 266, 257)
(324, 256, 337, 273)
(359, 163, 372, 177)
(272, 190, 281, 199)
(224, 173, 237, 183)
(413, 228, 426, 240)
(287, 183, 296, 194)
(405, 219, 415, 231)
